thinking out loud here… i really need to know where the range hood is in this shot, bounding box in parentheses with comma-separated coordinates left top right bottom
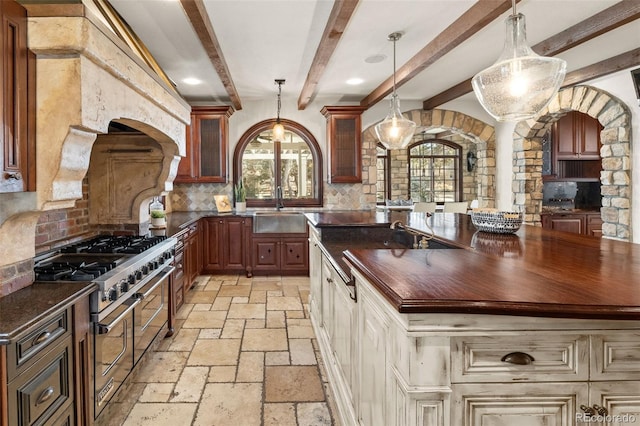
(0, 2, 190, 269)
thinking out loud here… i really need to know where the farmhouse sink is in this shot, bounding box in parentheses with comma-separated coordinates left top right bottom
(253, 211, 307, 234)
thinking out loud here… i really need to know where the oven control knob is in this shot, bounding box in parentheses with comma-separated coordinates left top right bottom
(128, 274, 136, 285)
(158, 256, 165, 265)
(148, 261, 155, 271)
(142, 265, 149, 274)
(135, 270, 143, 280)
(152, 260, 160, 269)
(164, 251, 172, 260)
(108, 287, 119, 301)
(120, 279, 129, 293)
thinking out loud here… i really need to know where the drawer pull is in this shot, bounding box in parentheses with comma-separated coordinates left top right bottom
(580, 405, 597, 415)
(36, 387, 55, 405)
(33, 331, 51, 346)
(501, 351, 535, 365)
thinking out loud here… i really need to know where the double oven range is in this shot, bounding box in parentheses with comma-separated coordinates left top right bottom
(33, 235, 176, 420)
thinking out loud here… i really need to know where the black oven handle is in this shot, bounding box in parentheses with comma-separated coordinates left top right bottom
(96, 298, 140, 335)
(134, 266, 175, 300)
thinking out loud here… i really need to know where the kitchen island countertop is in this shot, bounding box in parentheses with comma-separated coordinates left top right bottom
(306, 210, 640, 319)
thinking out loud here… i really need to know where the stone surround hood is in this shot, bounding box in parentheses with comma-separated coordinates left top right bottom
(0, 7, 191, 266)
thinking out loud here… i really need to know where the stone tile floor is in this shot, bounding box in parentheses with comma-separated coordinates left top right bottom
(106, 274, 340, 426)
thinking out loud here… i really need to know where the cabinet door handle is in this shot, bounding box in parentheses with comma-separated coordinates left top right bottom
(33, 331, 51, 346)
(580, 405, 597, 416)
(593, 404, 608, 416)
(501, 351, 535, 365)
(36, 387, 55, 405)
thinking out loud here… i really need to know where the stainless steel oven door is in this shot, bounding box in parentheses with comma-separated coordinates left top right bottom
(133, 265, 174, 365)
(93, 298, 138, 419)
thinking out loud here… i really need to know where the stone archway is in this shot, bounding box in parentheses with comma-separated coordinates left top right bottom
(513, 85, 631, 240)
(362, 109, 497, 208)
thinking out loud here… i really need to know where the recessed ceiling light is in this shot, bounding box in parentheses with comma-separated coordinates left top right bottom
(346, 78, 363, 85)
(182, 77, 202, 86)
(365, 54, 386, 64)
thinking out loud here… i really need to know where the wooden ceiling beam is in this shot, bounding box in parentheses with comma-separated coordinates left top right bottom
(359, 0, 516, 109)
(297, 0, 360, 110)
(423, 1, 640, 110)
(180, 0, 242, 110)
(561, 47, 640, 88)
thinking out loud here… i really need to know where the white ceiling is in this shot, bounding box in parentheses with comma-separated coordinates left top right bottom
(109, 0, 639, 110)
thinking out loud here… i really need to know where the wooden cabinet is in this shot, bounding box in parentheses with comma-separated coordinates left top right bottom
(0, 299, 91, 426)
(542, 211, 602, 237)
(202, 216, 252, 275)
(252, 234, 308, 275)
(554, 111, 602, 160)
(1, 0, 35, 193)
(321, 106, 366, 183)
(175, 106, 234, 183)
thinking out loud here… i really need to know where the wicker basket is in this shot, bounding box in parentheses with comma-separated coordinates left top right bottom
(470, 210, 523, 234)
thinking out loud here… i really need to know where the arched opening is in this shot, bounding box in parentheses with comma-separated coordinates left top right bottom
(513, 85, 631, 240)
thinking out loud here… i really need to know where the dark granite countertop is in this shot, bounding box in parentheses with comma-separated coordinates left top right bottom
(0, 281, 97, 345)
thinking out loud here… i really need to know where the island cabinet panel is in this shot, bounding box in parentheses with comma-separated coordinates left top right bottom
(321, 106, 366, 183)
(451, 383, 588, 426)
(203, 217, 252, 275)
(175, 106, 234, 183)
(308, 256, 640, 426)
(308, 228, 323, 325)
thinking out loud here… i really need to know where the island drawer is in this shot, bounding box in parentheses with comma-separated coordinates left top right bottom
(6, 307, 71, 380)
(451, 334, 589, 383)
(591, 332, 640, 381)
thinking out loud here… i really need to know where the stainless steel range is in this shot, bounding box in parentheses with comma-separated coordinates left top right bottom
(34, 234, 176, 420)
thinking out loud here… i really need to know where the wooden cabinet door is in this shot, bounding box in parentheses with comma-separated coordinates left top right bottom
(322, 106, 366, 183)
(202, 218, 223, 270)
(589, 382, 640, 422)
(1, 0, 32, 193)
(280, 239, 308, 272)
(224, 218, 247, 269)
(578, 113, 601, 158)
(586, 213, 603, 237)
(332, 273, 357, 408)
(554, 113, 576, 159)
(175, 106, 233, 183)
(253, 238, 279, 271)
(308, 232, 323, 323)
(452, 383, 588, 426)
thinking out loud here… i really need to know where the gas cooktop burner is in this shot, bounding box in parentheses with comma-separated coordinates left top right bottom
(60, 235, 168, 254)
(35, 259, 119, 281)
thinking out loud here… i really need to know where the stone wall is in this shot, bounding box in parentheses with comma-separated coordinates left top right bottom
(513, 85, 631, 240)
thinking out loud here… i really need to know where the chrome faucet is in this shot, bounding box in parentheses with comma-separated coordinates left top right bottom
(276, 186, 284, 210)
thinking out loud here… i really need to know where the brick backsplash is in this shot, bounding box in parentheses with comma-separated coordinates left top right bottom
(35, 178, 92, 253)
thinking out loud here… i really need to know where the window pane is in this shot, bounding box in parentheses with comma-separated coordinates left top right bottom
(242, 132, 275, 199)
(281, 137, 314, 199)
(409, 140, 461, 203)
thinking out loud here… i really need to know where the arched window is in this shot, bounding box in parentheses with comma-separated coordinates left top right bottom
(233, 119, 323, 208)
(408, 139, 462, 202)
(376, 143, 390, 204)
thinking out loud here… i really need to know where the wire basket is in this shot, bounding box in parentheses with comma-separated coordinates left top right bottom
(470, 210, 523, 234)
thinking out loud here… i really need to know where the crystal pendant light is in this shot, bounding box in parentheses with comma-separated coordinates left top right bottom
(471, 1, 566, 122)
(375, 32, 416, 150)
(272, 79, 285, 142)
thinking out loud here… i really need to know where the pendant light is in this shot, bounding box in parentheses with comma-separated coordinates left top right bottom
(471, 0, 566, 122)
(374, 32, 416, 150)
(272, 79, 285, 142)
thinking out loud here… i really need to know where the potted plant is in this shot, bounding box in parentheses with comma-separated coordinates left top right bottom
(234, 180, 247, 212)
(150, 210, 166, 228)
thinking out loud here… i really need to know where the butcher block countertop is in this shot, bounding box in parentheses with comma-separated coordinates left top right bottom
(305, 211, 640, 320)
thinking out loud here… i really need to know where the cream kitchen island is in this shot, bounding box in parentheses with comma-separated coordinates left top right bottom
(305, 211, 640, 426)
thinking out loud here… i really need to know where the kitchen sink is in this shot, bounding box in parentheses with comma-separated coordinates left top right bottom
(253, 211, 307, 234)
